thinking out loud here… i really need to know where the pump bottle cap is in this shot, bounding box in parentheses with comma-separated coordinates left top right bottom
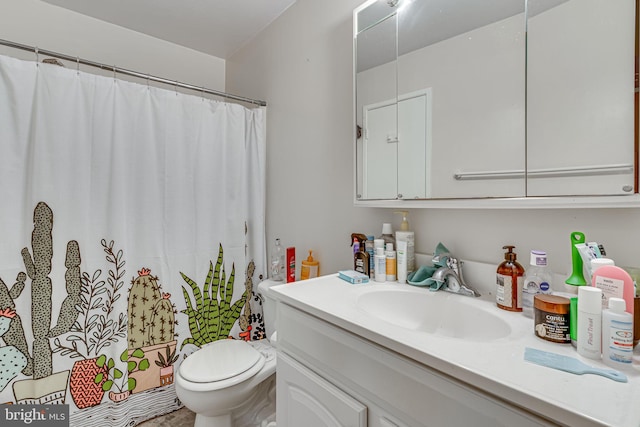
(382, 223, 393, 235)
(304, 250, 318, 266)
(503, 245, 517, 262)
(530, 250, 547, 266)
(395, 211, 409, 231)
(608, 297, 627, 313)
(591, 258, 615, 274)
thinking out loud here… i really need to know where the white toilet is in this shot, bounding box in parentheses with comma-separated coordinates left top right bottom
(175, 279, 281, 427)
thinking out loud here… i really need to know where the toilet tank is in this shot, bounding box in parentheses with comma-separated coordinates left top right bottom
(257, 279, 283, 342)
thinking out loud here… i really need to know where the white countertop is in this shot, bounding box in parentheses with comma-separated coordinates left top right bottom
(271, 274, 640, 427)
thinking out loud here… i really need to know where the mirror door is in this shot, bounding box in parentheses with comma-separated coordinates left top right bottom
(526, 0, 637, 197)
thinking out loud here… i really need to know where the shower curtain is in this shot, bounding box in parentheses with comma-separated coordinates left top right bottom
(0, 54, 266, 425)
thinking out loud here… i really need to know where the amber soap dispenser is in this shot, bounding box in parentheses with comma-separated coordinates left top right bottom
(496, 245, 525, 312)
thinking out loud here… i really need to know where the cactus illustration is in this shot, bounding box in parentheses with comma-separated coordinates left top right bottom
(49, 240, 82, 337)
(0, 274, 30, 374)
(20, 201, 54, 379)
(127, 268, 162, 349)
(180, 244, 246, 348)
(127, 268, 175, 349)
(238, 261, 255, 341)
(0, 202, 81, 378)
(149, 293, 176, 346)
(0, 307, 28, 391)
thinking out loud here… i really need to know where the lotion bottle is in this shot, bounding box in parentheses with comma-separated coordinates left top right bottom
(496, 245, 524, 312)
(300, 250, 319, 280)
(591, 264, 635, 315)
(385, 243, 396, 282)
(602, 297, 633, 369)
(395, 211, 415, 274)
(396, 240, 408, 284)
(374, 248, 386, 282)
(577, 286, 603, 360)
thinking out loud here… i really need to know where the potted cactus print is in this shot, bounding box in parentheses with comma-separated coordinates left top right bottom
(155, 344, 178, 386)
(0, 202, 81, 404)
(126, 268, 177, 393)
(0, 308, 27, 392)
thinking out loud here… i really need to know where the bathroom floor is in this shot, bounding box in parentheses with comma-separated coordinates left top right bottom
(138, 407, 196, 426)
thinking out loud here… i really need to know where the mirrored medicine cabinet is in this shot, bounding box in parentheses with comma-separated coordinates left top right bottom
(354, 0, 639, 208)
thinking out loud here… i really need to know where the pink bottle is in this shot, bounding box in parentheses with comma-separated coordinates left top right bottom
(591, 265, 635, 314)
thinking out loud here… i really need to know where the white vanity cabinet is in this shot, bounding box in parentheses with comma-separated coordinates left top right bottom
(276, 302, 554, 427)
(277, 353, 366, 427)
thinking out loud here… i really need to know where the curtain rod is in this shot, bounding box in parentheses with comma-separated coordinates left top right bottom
(0, 38, 267, 107)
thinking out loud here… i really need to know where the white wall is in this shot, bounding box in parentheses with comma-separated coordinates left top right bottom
(226, 0, 392, 279)
(228, 0, 640, 281)
(0, 0, 226, 95)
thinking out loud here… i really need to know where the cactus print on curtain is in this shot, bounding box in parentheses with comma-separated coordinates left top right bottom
(0, 54, 266, 426)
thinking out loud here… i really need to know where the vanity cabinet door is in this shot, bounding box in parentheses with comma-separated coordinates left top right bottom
(277, 352, 367, 427)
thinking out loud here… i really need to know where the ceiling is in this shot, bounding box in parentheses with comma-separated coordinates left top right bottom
(41, 0, 298, 59)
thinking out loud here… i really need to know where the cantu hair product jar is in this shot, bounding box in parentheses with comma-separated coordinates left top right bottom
(534, 294, 571, 344)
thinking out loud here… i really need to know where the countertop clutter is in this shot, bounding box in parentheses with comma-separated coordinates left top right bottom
(272, 274, 640, 427)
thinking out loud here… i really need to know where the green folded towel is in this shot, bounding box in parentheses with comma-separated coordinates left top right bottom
(407, 265, 441, 290)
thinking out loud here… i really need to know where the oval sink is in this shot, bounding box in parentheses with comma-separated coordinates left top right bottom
(356, 288, 511, 341)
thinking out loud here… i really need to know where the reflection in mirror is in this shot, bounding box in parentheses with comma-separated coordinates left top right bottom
(354, 0, 638, 203)
(397, 0, 526, 199)
(356, 5, 398, 199)
(526, 0, 636, 196)
(355, 0, 527, 200)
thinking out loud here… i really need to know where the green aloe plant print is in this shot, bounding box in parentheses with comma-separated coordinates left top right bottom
(180, 244, 246, 349)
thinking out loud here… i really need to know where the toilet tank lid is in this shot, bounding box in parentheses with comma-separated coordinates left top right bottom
(257, 279, 283, 296)
(180, 340, 262, 383)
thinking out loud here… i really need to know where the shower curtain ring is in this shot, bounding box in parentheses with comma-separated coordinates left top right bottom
(113, 65, 117, 81)
(76, 56, 80, 75)
(175, 80, 178, 96)
(35, 47, 39, 66)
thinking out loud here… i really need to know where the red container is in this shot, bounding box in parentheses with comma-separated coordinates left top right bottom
(286, 247, 296, 283)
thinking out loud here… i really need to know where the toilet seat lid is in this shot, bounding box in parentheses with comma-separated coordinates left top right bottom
(180, 339, 263, 383)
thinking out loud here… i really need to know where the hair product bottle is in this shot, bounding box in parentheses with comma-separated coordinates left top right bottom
(385, 243, 396, 282)
(300, 250, 320, 280)
(602, 297, 633, 369)
(351, 234, 369, 277)
(496, 245, 524, 312)
(577, 286, 603, 360)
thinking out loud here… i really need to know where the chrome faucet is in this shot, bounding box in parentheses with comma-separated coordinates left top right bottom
(431, 255, 480, 297)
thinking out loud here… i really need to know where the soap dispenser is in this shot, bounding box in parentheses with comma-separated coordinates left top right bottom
(394, 211, 415, 274)
(496, 245, 524, 312)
